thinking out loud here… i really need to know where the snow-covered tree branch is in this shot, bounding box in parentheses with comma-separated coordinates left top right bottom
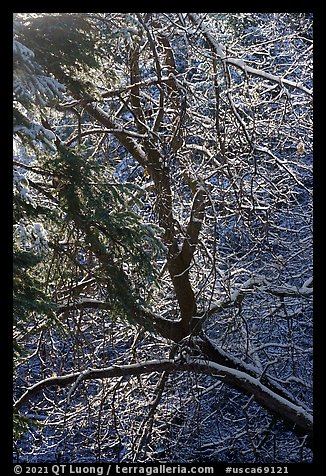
(14, 357, 312, 446)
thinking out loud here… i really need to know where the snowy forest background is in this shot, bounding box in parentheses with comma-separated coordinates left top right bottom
(13, 13, 313, 463)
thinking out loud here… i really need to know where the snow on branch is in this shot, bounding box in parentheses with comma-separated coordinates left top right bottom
(188, 13, 312, 97)
(13, 357, 312, 444)
(101, 75, 183, 98)
(254, 146, 312, 194)
(65, 127, 146, 146)
(208, 275, 313, 317)
(56, 298, 111, 314)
